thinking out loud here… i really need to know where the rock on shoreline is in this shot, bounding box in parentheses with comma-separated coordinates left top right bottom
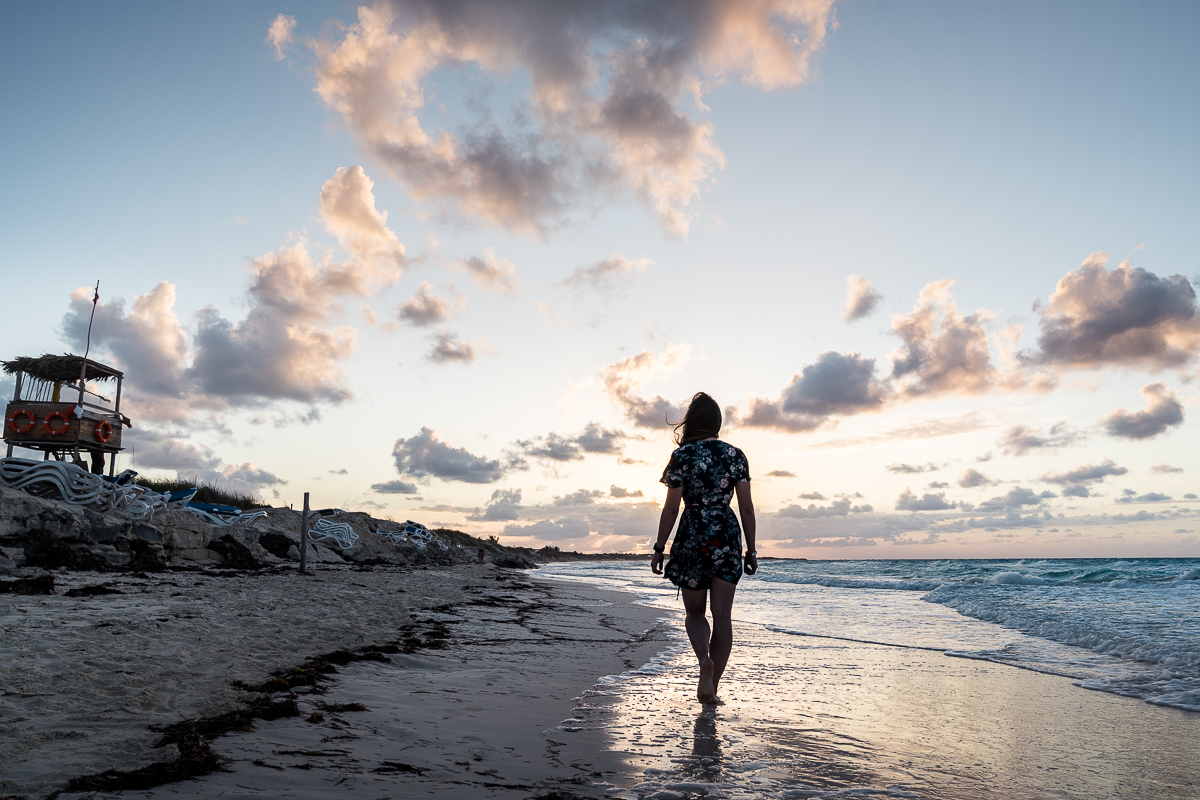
(0, 484, 533, 574)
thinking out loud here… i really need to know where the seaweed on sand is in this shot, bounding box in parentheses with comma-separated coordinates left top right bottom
(51, 632, 447, 797)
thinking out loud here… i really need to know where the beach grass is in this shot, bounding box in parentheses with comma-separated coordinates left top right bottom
(132, 476, 263, 510)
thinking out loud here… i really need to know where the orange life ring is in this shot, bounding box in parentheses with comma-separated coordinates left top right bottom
(7, 409, 35, 434)
(94, 420, 113, 443)
(44, 410, 71, 436)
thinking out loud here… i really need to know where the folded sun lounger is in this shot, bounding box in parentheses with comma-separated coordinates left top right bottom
(308, 517, 358, 549)
(184, 500, 267, 527)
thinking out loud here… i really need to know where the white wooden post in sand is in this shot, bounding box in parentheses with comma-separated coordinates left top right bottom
(299, 492, 310, 575)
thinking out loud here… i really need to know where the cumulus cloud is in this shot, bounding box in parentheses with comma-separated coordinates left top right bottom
(1116, 491, 1173, 504)
(266, 13, 296, 60)
(426, 330, 478, 363)
(219, 463, 287, 494)
(517, 433, 584, 462)
(1041, 459, 1128, 486)
(779, 498, 873, 518)
(554, 489, 606, 506)
(187, 241, 357, 405)
(306, 0, 836, 236)
(957, 469, 998, 488)
(998, 422, 1082, 456)
(62, 282, 192, 421)
(319, 165, 406, 288)
(482, 495, 662, 546)
(1151, 463, 1184, 474)
(1101, 383, 1184, 440)
(457, 247, 519, 295)
(392, 427, 506, 483)
(610, 485, 644, 498)
(797, 492, 826, 500)
(64, 167, 409, 421)
(398, 282, 458, 326)
(1029, 253, 1200, 369)
(517, 422, 634, 461)
(734, 279, 1054, 436)
(842, 275, 881, 321)
(126, 428, 284, 498)
(977, 486, 1056, 512)
(127, 428, 222, 472)
(886, 462, 940, 475)
(894, 489, 960, 512)
(372, 479, 419, 494)
(599, 344, 689, 428)
(502, 517, 593, 541)
(739, 351, 889, 432)
(469, 488, 523, 521)
(765, 469, 796, 478)
(559, 253, 651, 297)
(890, 279, 995, 396)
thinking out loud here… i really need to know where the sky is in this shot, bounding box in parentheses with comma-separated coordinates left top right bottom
(2, 0, 1199, 558)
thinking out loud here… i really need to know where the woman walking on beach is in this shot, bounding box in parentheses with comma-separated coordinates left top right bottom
(651, 392, 756, 704)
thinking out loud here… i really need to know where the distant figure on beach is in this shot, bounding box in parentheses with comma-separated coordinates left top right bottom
(477, 543, 486, 564)
(650, 392, 757, 705)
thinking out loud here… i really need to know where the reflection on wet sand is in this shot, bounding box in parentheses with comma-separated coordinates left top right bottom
(581, 627, 1200, 800)
(682, 712, 722, 779)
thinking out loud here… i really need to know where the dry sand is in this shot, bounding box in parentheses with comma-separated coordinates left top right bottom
(1, 564, 670, 799)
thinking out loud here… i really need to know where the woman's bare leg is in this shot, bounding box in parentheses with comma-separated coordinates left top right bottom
(681, 587, 716, 703)
(708, 578, 737, 697)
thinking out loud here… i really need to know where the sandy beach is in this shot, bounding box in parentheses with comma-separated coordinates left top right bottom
(1, 564, 670, 799)
(4, 560, 1200, 799)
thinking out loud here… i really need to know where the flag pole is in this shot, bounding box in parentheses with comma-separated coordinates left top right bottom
(77, 281, 100, 412)
(73, 281, 99, 466)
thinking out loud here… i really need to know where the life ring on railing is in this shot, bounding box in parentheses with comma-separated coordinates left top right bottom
(6, 409, 35, 435)
(44, 411, 71, 435)
(94, 420, 114, 443)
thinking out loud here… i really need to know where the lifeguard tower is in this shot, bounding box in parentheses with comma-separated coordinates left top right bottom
(3, 354, 129, 476)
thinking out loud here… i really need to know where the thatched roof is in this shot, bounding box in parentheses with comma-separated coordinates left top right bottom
(2, 354, 122, 383)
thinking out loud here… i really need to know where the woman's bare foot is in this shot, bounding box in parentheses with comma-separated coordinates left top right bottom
(697, 657, 717, 704)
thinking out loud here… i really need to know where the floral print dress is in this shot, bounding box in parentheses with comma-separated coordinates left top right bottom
(660, 440, 751, 589)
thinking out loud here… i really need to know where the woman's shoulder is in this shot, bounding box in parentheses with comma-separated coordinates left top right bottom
(671, 439, 745, 455)
(671, 440, 702, 454)
(711, 439, 745, 456)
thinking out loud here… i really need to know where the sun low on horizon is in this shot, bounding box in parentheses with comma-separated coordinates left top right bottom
(2, 1, 1198, 559)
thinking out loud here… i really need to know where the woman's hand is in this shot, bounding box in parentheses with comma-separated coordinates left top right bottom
(744, 553, 758, 575)
(650, 551, 665, 574)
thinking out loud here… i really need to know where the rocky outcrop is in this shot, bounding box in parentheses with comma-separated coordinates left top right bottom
(0, 483, 166, 572)
(0, 484, 485, 572)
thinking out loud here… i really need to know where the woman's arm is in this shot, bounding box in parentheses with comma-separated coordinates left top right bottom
(735, 480, 757, 575)
(650, 486, 683, 575)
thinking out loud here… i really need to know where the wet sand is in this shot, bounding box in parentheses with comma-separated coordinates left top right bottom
(580, 627, 1200, 799)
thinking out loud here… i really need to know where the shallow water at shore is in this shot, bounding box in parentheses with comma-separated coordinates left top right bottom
(540, 560, 1200, 799)
(542, 558, 1200, 712)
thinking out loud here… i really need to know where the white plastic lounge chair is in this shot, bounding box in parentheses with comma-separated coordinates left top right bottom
(308, 517, 358, 549)
(0, 457, 181, 522)
(184, 501, 268, 527)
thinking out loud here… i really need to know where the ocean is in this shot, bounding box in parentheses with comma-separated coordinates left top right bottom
(540, 558, 1200, 799)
